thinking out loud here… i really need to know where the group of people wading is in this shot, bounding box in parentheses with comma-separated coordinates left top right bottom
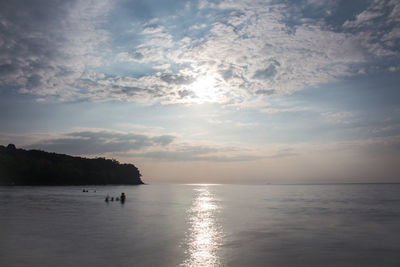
(105, 192, 126, 203)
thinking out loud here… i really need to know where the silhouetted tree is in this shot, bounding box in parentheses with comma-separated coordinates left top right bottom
(7, 144, 16, 150)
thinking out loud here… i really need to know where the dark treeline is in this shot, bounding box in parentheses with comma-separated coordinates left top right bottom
(0, 144, 143, 185)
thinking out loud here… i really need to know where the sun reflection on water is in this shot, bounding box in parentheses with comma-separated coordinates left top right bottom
(181, 186, 223, 267)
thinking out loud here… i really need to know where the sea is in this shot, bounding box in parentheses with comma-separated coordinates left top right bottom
(1, 184, 400, 267)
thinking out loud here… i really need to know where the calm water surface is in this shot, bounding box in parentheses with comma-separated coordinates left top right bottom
(1, 184, 400, 266)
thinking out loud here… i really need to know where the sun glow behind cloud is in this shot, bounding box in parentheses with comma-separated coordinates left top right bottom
(186, 74, 222, 104)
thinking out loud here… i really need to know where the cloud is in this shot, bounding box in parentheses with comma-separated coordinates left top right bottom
(18, 129, 263, 162)
(321, 111, 354, 125)
(207, 118, 260, 128)
(26, 130, 175, 155)
(267, 148, 299, 159)
(0, 0, 111, 99)
(255, 89, 275, 96)
(342, 0, 400, 57)
(160, 73, 194, 85)
(253, 65, 278, 80)
(128, 144, 263, 162)
(343, 10, 382, 28)
(1, 0, 399, 106)
(178, 89, 195, 98)
(145, 1, 371, 103)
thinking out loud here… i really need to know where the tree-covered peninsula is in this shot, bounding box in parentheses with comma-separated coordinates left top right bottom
(0, 144, 143, 185)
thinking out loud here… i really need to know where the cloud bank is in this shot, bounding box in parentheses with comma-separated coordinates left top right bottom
(22, 129, 263, 162)
(0, 0, 399, 105)
(26, 130, 174, 155)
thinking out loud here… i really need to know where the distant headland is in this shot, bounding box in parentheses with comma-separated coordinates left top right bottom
(0, 144, 144, 185)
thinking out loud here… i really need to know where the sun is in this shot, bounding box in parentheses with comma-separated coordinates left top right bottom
(187, 74, 220, 104)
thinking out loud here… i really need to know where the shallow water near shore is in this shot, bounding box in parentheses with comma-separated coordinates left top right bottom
(1, 184, 400, 266)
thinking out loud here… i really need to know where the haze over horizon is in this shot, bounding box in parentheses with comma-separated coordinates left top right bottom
(1, 0, 400, 184)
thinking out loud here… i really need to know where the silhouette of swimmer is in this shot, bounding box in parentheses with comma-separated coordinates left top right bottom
(105, 194, 126, 203)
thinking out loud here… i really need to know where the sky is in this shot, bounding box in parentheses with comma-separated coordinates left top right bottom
(1, 0, 400, 184)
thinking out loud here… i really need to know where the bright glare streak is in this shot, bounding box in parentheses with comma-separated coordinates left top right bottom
(181, 187, 223, 267)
